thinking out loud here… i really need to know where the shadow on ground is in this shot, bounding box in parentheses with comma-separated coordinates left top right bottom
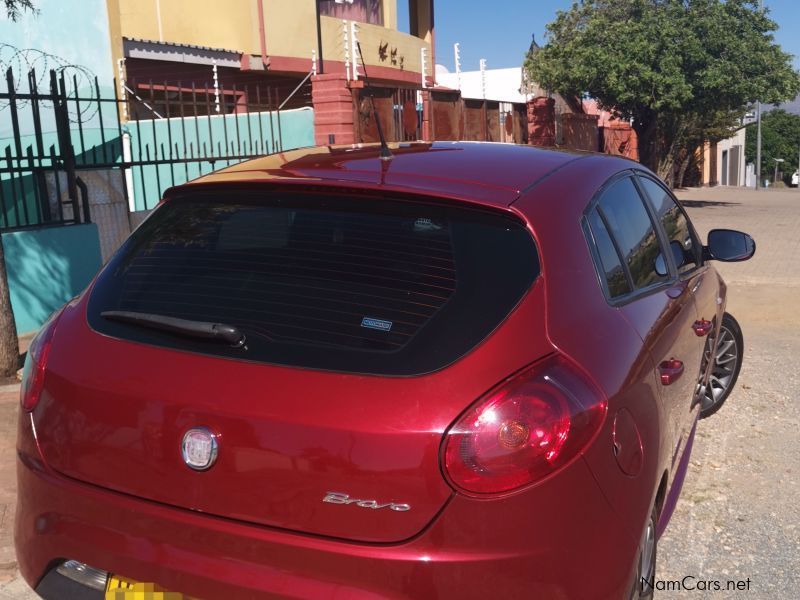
(680, 199, 739, 208)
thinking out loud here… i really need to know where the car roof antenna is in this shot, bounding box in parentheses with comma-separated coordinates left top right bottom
(356, 41, 394, 162)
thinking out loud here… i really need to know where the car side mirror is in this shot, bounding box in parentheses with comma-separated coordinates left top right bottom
(654, 240, 685, 276)
(705, 229, 755, 262)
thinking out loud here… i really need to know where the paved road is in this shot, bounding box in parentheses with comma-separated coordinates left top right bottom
(0, 187, 797, 599)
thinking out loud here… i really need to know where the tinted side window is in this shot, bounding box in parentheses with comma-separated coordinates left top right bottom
(597, 177, 669, 290)
(639, 176, 700, 274)
(587, 209, 631, 298)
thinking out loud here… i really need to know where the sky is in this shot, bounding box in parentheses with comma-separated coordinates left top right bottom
(400, 0, 800, 73)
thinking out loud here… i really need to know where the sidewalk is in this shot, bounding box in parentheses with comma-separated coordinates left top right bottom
(0, 382, 36, 600)
(0, 385, 19, 580)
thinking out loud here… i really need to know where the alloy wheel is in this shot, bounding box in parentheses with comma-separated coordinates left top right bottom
(697, 313, 743, 419)
(631, 509, 657, 599)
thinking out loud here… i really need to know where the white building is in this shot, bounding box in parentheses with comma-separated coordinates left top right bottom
(436, 66, 528, 103)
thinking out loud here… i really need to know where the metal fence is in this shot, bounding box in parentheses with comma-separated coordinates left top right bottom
(355, 85, 423, 144)
(1, 66, 313, 230)
(0, 68, 90, 230)
(390, 87, 423, 142)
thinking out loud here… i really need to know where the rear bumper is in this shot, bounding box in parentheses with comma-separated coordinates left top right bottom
(16, 448, 637, 600)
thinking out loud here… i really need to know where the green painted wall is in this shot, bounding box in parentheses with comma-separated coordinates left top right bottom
(2, 223, 102, 334)
(127, 107, 315, 210)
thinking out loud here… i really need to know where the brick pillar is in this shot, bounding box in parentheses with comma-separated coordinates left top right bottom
(527, 96, 555, 147)
(312, 73, 355, 146)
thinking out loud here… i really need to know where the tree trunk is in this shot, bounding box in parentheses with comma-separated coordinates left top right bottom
(633, 117, 659, 173)
(657, 132, 678, 185)
(0, 237, 20, 378)
(657, 154, 675, 187)
(676, 148, 694, 189)
(655, 122, 689, 187)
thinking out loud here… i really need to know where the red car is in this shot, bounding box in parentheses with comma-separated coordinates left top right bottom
(16, 143, 753, 599)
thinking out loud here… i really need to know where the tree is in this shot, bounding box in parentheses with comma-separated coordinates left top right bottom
(525, 0, 800, 183)
(670, 107, 747, 187)
(0, 239, 19, 378)
(745, 109, 800, 184)
(4, 0, 35, 20)
(0, 0, 34, 377)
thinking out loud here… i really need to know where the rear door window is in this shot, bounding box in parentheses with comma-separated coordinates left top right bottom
(586, 208, 631, 299)
(88, 191, 539, 376)
(596, 177, 669, 291)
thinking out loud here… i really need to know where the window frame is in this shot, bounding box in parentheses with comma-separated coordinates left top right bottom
(582, 170, 677, 307)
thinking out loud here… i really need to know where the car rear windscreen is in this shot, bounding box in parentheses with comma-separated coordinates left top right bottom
(87, 191, 539, 375)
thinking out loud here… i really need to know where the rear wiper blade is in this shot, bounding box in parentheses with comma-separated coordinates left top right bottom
(101, 311, 246, 347)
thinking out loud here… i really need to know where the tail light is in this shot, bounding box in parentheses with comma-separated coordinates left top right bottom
(442, 355, 607, 496)
(20, 308, 63, 412)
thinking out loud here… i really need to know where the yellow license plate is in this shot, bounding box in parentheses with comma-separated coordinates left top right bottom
(105, 574, 198, 599)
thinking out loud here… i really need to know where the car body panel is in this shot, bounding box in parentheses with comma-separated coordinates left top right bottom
(620, 283, 702, 484)
(188, 143, 585, 211)
(512, 156, 668, 541)
(33, 269, 552, 543)
(16, 412, 635, 600)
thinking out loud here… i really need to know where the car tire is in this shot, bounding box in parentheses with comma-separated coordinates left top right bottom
(698, 312, 743, 419)
(630, 506, 657, 599)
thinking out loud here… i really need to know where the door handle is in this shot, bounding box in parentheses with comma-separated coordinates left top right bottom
(692, 319, 713, 337)
(659, 359, 684, 385)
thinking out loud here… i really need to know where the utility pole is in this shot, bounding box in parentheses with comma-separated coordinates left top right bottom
(755, 0, 764, 190)
(756, 105, 762, 189)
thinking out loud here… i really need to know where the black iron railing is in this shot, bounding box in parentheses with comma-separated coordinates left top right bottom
(1, 65, 313, 230)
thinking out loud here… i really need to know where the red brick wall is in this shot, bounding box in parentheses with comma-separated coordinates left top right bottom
(527, 97, 555, 147)
(311, 74, 355, 145)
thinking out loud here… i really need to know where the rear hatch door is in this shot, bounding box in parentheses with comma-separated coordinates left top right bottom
(35, 188, 548, 542)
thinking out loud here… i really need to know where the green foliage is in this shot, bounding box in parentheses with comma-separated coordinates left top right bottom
(525, 0, 800, 179)
(526, 1, 689, 118)
(4, 0, 36, 21)
(745, 110, 800, 183)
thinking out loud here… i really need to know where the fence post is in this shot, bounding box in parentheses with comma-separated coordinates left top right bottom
(350, 21, 359, 81)
(51, 70, 81, 223)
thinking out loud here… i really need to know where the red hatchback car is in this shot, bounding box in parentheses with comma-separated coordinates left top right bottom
(16, 142, 753, 599)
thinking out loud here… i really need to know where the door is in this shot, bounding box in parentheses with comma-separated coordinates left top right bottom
(636, 175, 720, 419)
(592, 175, 704, 467)
(729, 146, 741, 187)
(721, 150, 729, 185)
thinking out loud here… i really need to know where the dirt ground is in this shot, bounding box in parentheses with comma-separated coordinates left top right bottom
(656, 187, 800, 598)
(0, 186, 797, 599)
